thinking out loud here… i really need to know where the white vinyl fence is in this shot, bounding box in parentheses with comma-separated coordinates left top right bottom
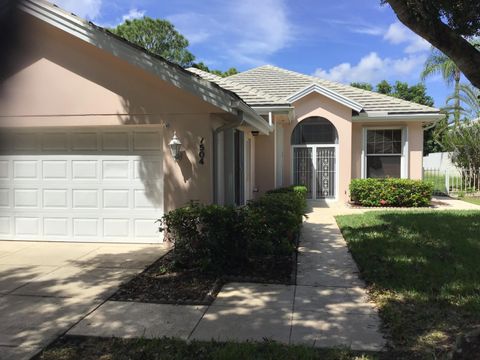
(423, 168, 480, 196)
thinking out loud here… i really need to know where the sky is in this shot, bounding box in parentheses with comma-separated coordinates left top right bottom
(54, 0, 454, 107)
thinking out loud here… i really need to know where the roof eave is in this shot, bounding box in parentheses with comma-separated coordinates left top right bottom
(235, 101, 273, 134)
(353, 112, 445, 122)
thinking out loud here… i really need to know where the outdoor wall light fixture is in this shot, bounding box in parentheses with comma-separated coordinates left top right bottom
(169, 131, 182, 161)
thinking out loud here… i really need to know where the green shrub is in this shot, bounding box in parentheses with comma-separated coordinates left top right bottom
(158, 186, 307, 274)
(349, 178, 433, 207)
(265, 185, 307, 224)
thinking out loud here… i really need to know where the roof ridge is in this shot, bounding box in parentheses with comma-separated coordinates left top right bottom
(227, 64, 275, 79)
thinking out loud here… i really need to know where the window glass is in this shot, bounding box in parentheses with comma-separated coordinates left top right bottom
(366, 130, 402, 155)
(367, 156, 401, 178)
(291, 117, 338, 145)
(366, 129, 402, 178)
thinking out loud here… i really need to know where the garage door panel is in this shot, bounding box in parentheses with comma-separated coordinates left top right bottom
(44, 217, 69, 237)
(103, 219, 129, 238)
(72, 132, 99, 151)
(72, 160, 98, 179)
(72, 189, 99, 209)
(103, 189, 129, 209)
(43, 189, 69, 208)
(134, 219, 159, 239)
(0, 189, 9, 207)
(13, 133, 38, 151)
(73, 218, 99, 237)
(134, 160, 162, 179)
(0, 217, 10, 234)
(13, 160, 38, 179)
(102, 132, 130, 151)
(133, 131, 162, 151)
(42, 160, 68, 179)
(15, 217, 40, 236)
(134, 190, 156, 209)
(0, 161, 9, 179)
(102, 160, 130, 179)
(14, 189, 39, 208)
(42, 132, 69, 151)
(0, 128, 164, 243)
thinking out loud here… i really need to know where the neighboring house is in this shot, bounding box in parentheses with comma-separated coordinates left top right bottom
(0, 0, 443, 243)
(423, 152, 460, 175)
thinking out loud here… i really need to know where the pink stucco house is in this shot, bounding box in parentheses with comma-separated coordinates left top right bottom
(0, 0, 443, 243)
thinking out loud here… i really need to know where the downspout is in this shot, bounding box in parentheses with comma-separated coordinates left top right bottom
(213, 114, 245, 204)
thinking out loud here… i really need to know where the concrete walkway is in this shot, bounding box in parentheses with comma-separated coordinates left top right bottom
(69, 207, 386, 351)
(0, 241, 169, 360)
(67, 198, 480, 350)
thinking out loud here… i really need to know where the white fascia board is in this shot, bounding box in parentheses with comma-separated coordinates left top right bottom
(21, 1, 237, 116)
(353, 112, 445, 122)
(235, 102, 272, 134)
(251, 105, 294, 114)
(286, 84, 364, 112)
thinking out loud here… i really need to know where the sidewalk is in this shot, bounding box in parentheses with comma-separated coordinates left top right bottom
(69, 206, 386, 351)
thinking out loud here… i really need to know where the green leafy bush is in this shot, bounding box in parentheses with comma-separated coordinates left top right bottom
(158, 186, 307, 274)
(349, 178, 433, 207)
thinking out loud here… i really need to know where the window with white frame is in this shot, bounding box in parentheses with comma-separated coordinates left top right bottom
(365, 129, 403, 178)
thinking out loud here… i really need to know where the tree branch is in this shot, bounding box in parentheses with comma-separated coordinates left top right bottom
(386, 0, 480, 89)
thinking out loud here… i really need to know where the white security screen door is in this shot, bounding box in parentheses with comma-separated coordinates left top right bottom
(293, 146, 336, 199)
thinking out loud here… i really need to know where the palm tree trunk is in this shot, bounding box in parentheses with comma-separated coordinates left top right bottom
(454, 68, 461, 125)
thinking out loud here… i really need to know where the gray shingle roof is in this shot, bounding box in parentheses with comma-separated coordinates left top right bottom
(187, 67, 288, 106)
(191, 65, 440, 115)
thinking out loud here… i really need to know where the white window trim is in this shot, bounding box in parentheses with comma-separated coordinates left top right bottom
(361, 126, 408, 179)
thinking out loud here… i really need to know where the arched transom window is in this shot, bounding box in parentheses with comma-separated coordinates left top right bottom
(291, 117, 338, 145)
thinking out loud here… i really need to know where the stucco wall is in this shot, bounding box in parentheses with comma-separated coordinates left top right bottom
(0, 14, 229, 212)
(408, 122, 424, 179)
(0, 15, 218, 126)
(254, 133, 275, 196)
(282, 93, 353, 202)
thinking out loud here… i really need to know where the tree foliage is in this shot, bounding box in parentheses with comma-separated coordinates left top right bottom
(192, 62, 239, 78)
(349, 82, 372, 91)
(376, 80, 393, 95)
(111, 17, 195, 67)
(445, 84, 480, 121)
(442, 121, 480, 185)
(351, 80, 434, 107)
(384, 0, 480, 89)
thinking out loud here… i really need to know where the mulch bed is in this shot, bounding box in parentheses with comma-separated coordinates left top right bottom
(111, 238, 298, 305)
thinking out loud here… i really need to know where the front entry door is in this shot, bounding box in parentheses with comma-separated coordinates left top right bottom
(293, 146, 336, 200)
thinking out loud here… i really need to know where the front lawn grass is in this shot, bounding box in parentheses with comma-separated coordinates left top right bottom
(35, 336, 376, 360)
(336, 210, 480, 359)
(460, 196, 480, 206)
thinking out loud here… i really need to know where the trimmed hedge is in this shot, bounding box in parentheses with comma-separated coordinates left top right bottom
(158, 186, 307, 274)
(349, 178, 433, 207)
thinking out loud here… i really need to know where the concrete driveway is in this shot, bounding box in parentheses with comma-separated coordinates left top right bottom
(0, 240, 169, 360)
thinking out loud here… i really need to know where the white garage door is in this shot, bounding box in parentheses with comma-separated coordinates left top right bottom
(0, 128, 164, 243)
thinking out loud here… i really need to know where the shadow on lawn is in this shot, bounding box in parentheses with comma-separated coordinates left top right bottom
(337, 210, 480, 358)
